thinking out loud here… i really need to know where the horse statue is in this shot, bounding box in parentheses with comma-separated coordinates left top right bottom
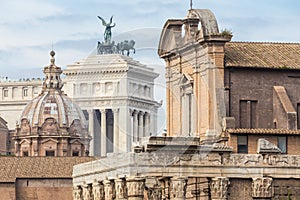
(117, 40, 136, 56)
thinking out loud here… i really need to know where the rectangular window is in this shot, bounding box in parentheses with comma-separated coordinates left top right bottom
(237, 135, 248, 153)
(23, 88, 28, 97)
(278, 136, 287, 154)
(23, 151, 28, 156)
(72, 151, 79, 156)
(3, 89, 8, 97)
(45, 151, 55, 156)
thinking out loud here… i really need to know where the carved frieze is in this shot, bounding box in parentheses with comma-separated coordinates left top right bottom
(126, 177, 145, 199)
(210, 177, 230, 200)
(170, 177, 187, 199)
(252, 177, 273, 198)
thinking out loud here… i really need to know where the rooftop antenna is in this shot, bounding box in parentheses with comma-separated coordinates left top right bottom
(190, 0, 193, 10)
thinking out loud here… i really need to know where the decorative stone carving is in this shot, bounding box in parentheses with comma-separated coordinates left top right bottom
(210, 177, 229, 200)
(115, 178, 127, 199)
(126, 177, 145, 199)
(257, 138, 281, 154)
(170, 177, 187, 200)
(41, 118, 59, 135)
(252, 177, 273, 198)
(82, 183, 93, 200)
(73, 186, 83, 200)
(93, 181, 104, 200)
(104, 180, 115, 200)
(146, 177, 162, 200)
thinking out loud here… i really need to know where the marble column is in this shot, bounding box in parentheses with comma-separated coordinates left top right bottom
(100, 109, 107, 157)
(133, 111, 138, 143)
(144, 113, 150, 137)
(73, 186, 83, 200)
(170, 177, 187, 200)
(128, 109, 133, 152)
(104, 180, 115, 200)
(113, 108, 119, 153)
(126, 177, 145, 200)
(88, 109, 95, 156)
(252, 177, 273, 199)
(210, 177, 230, 200)
(115, 178, 127, 200)
(138, 112, 144, 139)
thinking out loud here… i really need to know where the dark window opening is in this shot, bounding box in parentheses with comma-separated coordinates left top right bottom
(237, 135, 248, 153)
(278, 136, 287, 154)
(23, 151, 29, 156)
(45, 151, 55, 156)
(72, 151, 79, 156)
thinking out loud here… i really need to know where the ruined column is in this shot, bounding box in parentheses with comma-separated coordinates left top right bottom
(126, 177, 145, 200)
(73, 185, 83, 200)
(210, 177, 230, 200)
(100, 109, 107, 157)
(93, 180, 104, 200)
(252, 177, 273, 199)
(115, 178, 127, 200)
(104, 179, 115, 200)
(170, 177, 187, 200)
(82, 183, 93, 200)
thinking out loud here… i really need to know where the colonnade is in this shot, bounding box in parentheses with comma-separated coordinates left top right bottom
(86, 108, 152, 156)
(74, 176, 274, 200)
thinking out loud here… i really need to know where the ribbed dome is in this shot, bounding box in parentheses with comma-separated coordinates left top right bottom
(14, 51, 90, 157)
(19, 50, 87, 133)
(20, 92, 87, 133)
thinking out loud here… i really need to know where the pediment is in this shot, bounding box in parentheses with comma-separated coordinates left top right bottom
(70, 139, 83, 145)
(179, 73, 193, 88)
(41, 138, 58, 144)
(20, 139, 31, 145)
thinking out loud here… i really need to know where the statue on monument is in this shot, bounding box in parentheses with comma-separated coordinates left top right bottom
(97, 16, 115, 44)
(96, 15, 135, 56)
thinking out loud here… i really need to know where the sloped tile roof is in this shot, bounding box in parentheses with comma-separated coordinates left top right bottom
(0, 157, 96, 182)
(225, 128, 300, 135)
(225, 42, 300, 69)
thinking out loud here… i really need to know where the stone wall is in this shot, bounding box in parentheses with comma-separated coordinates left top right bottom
(0, 183, 15, 200)
(16, 178, 73, 200)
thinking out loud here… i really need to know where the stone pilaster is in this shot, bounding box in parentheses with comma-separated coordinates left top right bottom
(170, 177, 187, 200)
(73, 186, 83, 200)
(126, 177, 145, 200)
(93, 180, 104, 200)
(115, 178, 127, 200)
(133, 111, 138, 142)
(104, 180, 115, 200)
(210, 177, 230, 200)
(252, 177, 273, 199)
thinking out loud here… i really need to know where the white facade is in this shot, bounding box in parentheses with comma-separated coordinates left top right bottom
(0, 54, 161, 156)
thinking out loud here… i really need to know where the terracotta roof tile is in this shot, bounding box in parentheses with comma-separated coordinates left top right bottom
(225, 42, 300, 69)
(0, 157, 96, 182)
(226, 128, 300, 135)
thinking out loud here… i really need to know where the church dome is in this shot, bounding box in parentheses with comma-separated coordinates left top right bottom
(14, 51, 90, 157)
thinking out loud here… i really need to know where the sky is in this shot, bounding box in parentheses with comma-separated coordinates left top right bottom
(0, 0, 299, 79)
(0, 0, 299, 133)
